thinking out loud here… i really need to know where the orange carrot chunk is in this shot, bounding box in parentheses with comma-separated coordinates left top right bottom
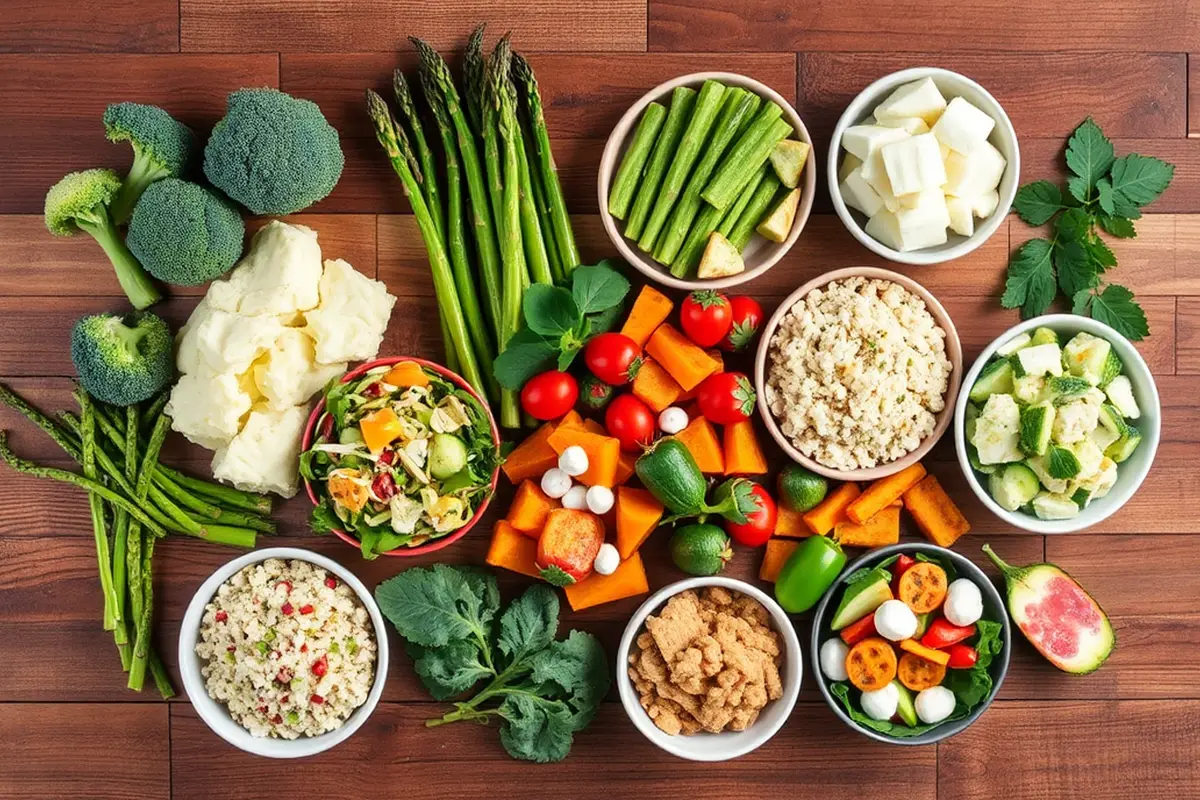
(846, 462, 928, 524)
(903, 474, 971, 547)
(802, 482, 861, 535)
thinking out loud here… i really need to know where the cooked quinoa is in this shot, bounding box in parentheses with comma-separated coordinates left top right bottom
(196, 558, 376, 739)
(764, 277, 951, 471)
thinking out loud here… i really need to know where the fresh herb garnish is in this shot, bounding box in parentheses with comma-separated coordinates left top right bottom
(1002, 118, 1173, 341)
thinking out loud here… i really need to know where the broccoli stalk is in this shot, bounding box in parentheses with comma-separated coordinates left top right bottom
(103, 102, 196, 226)
(44, 169, 162, 309)
(70, 311, 174, 406)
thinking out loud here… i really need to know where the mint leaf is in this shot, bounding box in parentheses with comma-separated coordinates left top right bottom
(1002, 239, 1057, 317)
(1054, 239, 1099, 298)
(1088, 283, 1149, 340)
(1066, 176, 1089, 205)
(1109, 153, 1175, 207)
(1064, 118, 1115, 196)
(571, 260, 630, 315)
(497, 584, 559, 667)
(374, 564, 499, 649)
(494, 328, 558, 390)
(1071, 288, 1093, 315)
(1098, 214, 1137, 238)
(523, 284, 579, 337)
(1012, 180, 1064, 225)
(1111, 191, 1142, 220)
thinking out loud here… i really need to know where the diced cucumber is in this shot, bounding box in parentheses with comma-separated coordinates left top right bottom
(1069, 438, 1105, 479)
(1045, 375, 1094, 405)
(1013, 374, 1045, 405)
(988, 463, 1040, 511)
(1104, 375, 1140, 419)
(1070, 486, 1093, 508)
(1088, 424, 1120, 453)
(996, 332, 1032, 357)
(1027, 454, 1069, 494)
(1105, 424, 1143, 463)
(1098, 348, 1123, 387)
(1030, 327, 1061, 347)
(1047, 446, 1082, 480)
(964, 401, 980, 442)
(1098, 403, 1129, 437)
(1019, 403, 1055, 456)
(969, 358, 1014, 403)
(974, 394, 1024, 465)
(1032, 491, 1081, 520)
(1016, 343, 1064, 378)
(1063, 332, 1112, 385)
(339, 427, 364, 445)
(1009, 354, 1027, 378)
(967, 443, 998, 475)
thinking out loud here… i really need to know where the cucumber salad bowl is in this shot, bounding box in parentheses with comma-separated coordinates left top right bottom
(955, 315, 1160, 534)
(300, 357, 501, 558)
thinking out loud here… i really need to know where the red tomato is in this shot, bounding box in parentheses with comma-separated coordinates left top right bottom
(719, 296, 765, 352)
(680, 290, 733, 348)
(605, 394, 656, 452)
(584, 333, 642, 385)
(891, 553, 917, 596)
(723, 484, 777, 547)
(946, 644, 979, 669)
(520, 371, 578, 420)
(696, 372, 756, 425)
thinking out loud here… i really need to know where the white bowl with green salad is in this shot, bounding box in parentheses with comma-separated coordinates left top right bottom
(598, 72, 815, 290)
(955, 315, 1160, 533)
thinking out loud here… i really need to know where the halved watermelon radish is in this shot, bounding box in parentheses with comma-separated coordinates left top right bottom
(983, 544, 1115, 674)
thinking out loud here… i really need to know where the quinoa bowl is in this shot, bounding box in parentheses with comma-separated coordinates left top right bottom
(754, 267, 962, 481)
(179, 547, 389, 758)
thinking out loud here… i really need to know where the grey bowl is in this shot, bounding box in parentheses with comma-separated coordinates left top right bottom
(810, 542, 1011, 745)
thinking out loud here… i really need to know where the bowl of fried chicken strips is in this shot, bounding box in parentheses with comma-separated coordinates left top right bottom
(616, 577, 802, 761)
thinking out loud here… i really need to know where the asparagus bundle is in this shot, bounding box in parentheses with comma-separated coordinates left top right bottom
(0, 383, 274, 697)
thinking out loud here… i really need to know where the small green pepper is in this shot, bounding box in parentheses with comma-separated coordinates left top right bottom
(774, 535, 846, 613)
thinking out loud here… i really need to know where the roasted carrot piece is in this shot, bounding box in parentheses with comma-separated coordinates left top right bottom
(645, 324, 720, 391)
(759, 538, 799, 583)
(897, 652, 948, 690)
(897, 561, 948, 613)
(834, 506, 901, 548)
(903, 474, 971, 547)
(620, 285, 674, 348)
(846, 462, 927, 524)
(564, 551, 649, 611)
(631, 359, 683, 412)
(802, 482, 861, 535)
(774, 505, 811, 538)
(900, 637, 952, 667)
(846, 637, 898, 692)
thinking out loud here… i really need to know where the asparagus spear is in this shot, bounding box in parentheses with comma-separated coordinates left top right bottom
(523, 120, 564, 283)
(716, 163, 769, 239)
(702, 113, 791, 210)
(625, 86, 696, 241)
(728, 172, 784, 250)
(463, 24, 487, 138)
(607, 102, 668, 220)
(510, 79, 554, 286)
(511, 52, 581, 275)
(78, 391, 119, 632)
(439, 313, 461, 374)
(367, 89, 490, 400)
(394, 70, 445, 240)
(671, 203, 725, 277)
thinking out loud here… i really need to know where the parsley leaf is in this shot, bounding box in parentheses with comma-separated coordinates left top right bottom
(1109, 153, 1175, 206)
(1001, 238, 1056, 317)
(1012, 180, 1065, 225)
(1088, 283, 1150, 340)
(1064, 117, 1115, 197)
(1054, 239, 1099, 298)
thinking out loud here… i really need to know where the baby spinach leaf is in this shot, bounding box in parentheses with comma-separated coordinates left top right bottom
(523, 284, 580, 338)
(571, 260, 630, 315)
(493, 328, 558, 390)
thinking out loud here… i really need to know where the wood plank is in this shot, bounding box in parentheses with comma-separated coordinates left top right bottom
(181, 0, 647, 53)
(649, 0, 1198, 53)
(1191, 53, 1200, 137)
(1046, 534, 1200, 615)
(0, 704, 168, 799)
(0, 0, 178, 54)
(1177, 297, 1200, 372)
(938, 701, 1200, 799)
(0, 54, 279, 215)
(170, 702, 937, 799)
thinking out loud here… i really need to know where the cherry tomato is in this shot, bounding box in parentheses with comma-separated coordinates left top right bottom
(520, 371, 578, 420)
(680, 290, 733, 348)
(584, 332, 642, 385)
(723, 483, 777, 547)
(605, 394, 656, 452)
(946, 643, 979, 669)
(696, 371, 756, 425)
(719, 296, 765, 352)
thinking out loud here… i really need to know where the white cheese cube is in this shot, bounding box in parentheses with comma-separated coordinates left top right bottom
(304, 258, 397, 364)
(946, 195, 975, 237)
(939, 141, 952, 162)
(872, 77, 947, 126)
(865, 210, 904, 251)
(840, 168, 885, 217)
(944, 141, 1007, 199)
(840, 124, 910, 161)
(932, 96, 996, 155)
(877, 116, 930, 135)
(973, 189, 1000, 218)
(896, 188, 950, 232)
(860, 149, 902, 211)
(866, 205, 947, 252)
(839, 153, 863, 182)
(212, 403, 310, 498)
(881, 133, 947, 196)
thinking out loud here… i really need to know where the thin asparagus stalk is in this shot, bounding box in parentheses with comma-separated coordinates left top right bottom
(150, 465, 223, 519)
(463, 24, 487, 138)
(149, 649, 174, 699)
(510, 79, 554, 286)
(702, 111, 790, 210)
(394, 70, 445, 239)
(523, 119, 564, 282)
(438, 312, 459, 374)
(607, 102, 668, 220)
(716, 163, 769, 239)
(141, 392, 169, 428)
(78, 392, 119, 631)
(187, 507, 277, 534)
(128, 527, 155, 692)
(156, 466, 271, 515)
(672, 203, 726, 278)
(124, 405, 143, 676)
(728, 172, 784, 250)
(511, 52, 581, 275)
(625, 85, 696, 241)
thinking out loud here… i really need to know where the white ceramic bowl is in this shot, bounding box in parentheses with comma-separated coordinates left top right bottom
(179, 547, 390, 758)
(599, 71, 815, 291)
(616, 577, 801, 761)
(828, 67, 1019, 266)
(955, 314, 1161, 533)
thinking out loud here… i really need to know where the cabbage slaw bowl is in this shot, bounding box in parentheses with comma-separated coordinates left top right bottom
(300, 356, 501, 557)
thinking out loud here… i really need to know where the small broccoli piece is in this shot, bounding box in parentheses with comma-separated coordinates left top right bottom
(103, 102, 197, 225)
(126, 178, 244, 286)
(203, 88, 344, 215)
(71, 311, 174, 406)
(44, 169, 162, 310)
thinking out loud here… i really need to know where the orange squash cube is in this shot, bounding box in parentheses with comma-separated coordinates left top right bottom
(621, 285, 674, 348)
(506, 480, 560, 537)
(486, 521, 540, 579)
(502, 422, 559, 484)
(564, 551, 649, 611)
(547, 426, 621, 487)
(615, 486, 664, 559)
(674, 416, 724, 474)
(645, 324, 720, 391)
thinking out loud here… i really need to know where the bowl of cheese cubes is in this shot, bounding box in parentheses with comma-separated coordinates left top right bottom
(955, 314, 1160, 534)
(829, 68, 1019, 265)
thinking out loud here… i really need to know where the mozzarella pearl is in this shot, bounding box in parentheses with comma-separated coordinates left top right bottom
(540, 468, 572, 499)
(860, 682, 900, 721)
(915, 685, 956, 724)
(593, 543, 620, 576)
(585, 485, 614, 515)
(561, 484, 589, 510)
(943, 579, 984, 627)
(819, 638, 850, 682)
(558, 445, 589, 477)
(658, 407, 689, 435)
(874, 599, 919, 641)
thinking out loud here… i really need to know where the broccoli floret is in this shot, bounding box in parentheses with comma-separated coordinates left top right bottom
(203, 88, 344, 215)
(44, 169, 162, 310)
(126, 178, 244, 286)
(71, 312, 174, 406)
(103, 102, 196, 225)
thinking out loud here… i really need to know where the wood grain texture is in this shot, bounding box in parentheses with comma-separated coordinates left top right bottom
(0, 0, 178, 54)
(1177, 297, 1200, 372)
(181, 0, 648, 53)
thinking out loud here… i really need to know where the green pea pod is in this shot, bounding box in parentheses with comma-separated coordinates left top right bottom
(774, 535, 846, 614)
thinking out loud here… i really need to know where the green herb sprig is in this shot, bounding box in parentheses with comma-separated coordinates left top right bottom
(1002, 118, 1174, 341)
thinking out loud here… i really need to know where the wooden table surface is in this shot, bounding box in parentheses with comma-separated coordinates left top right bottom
(2, 2, 1199, 798)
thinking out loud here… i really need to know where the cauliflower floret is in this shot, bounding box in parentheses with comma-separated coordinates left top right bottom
(252, 328, 346, 408)
(1052, 400, 1101, 444)
(1027, 453, 1070, 495)
(304, 258, 396, 364)
(972, 393, 1023, 465)
(211, 403, 310, 497)
(388, 494, 423, 534)
(207, 221, 322, 320)
(1074, 457, 1119, 500)
(1012, 374, 1045, 405)
(1070, 437, 1105, 480)
(166, 368, 253, 449)
(183, 306, 287, 375)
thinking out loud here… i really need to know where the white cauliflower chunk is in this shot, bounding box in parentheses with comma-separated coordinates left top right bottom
(1052, 400, 1101, 444)
(207, 221, 323, 320)
(212, 404, 310, 497)
(188, 307, 286, 375)
(1012, 374, 1045, 405)
(305, 258, 397, 364)
(972, 393, 1023, 465)
(167, 369, 253, 450)
(389, 494, 423, 534)
(253, 328, 347, 408)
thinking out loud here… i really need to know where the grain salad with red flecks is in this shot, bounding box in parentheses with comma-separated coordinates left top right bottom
(195, 558, 376, 739)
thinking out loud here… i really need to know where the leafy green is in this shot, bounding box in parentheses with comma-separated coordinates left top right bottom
(1002, 117, 1172, 341)
(570, 260, 630, 315)
(493, 328, 559, 390)
(374, 566, 609, 763)
(523, 284, 579, 339)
